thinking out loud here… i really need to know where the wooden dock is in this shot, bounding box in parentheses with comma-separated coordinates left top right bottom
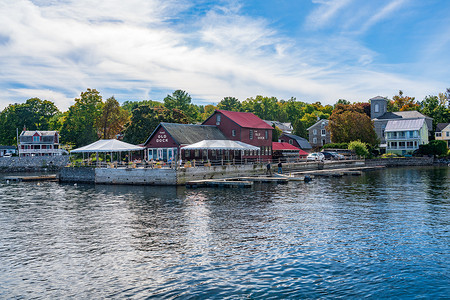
(289, 166, 385, 178)
(3, 175, 58, 182)
(186, 175, 289, 188)
(186, 179, 253, 188)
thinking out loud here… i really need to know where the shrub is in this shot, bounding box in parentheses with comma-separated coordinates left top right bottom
(417, 140, 448, 156)
(348, 140, 369, 158)
(322, 142, 348, 150)
(381, 153, 399, 158)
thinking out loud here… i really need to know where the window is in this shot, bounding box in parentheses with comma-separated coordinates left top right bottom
(232, 129, 236, 137)
(399, 142, 406, 148)
(216, 114, 221, 125)
(409, 131, 414, 138)
(313, 129, 317, 135)
(289, 139, 293, 144)
(407, 141, 414, 148)
(313, 137, 317, 144)
(436, 132, 442, 137)
(391, 142, 397, 148)
(321, 129, 326, 136)
(375, 104, 379, 113)
(33, 136, 40, 142)
(249, 130, 253, 139)
(265, 130, 268, 140)
(447, 132, 450, 137)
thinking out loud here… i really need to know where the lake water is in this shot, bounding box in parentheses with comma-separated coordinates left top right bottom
(0, 167, 449, 299)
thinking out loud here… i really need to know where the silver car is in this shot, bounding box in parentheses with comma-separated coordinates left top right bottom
(306, 152, 325, 161)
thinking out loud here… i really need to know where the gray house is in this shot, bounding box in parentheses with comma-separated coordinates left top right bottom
(307, 119, 331, 148)
(370, 96, 433, 151)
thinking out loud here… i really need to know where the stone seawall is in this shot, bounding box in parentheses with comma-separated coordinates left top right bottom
(365, 157, 433, 167)
(96, 168, 176, 185)
(59, 160, 366, 185)
(59, 167, 95, 183)
(176, 164, 265, 184)
(0, 156, 69, 172)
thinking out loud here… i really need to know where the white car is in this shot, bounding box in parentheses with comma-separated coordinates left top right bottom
(306, 152, 325, 161)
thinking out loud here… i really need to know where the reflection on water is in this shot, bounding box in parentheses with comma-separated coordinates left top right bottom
(0, 167, 449, 299)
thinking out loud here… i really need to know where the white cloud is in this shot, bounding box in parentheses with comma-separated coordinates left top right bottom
(0, 0, 447, 113)
(306, 0, 354, 30)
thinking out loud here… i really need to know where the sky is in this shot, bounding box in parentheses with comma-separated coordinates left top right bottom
(0, 0, 449, 111)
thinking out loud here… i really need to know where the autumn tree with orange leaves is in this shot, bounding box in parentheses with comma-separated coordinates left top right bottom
(388, 90, 419, 112)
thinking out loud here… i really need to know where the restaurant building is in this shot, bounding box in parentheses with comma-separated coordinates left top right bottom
(143, 123, 227, 161)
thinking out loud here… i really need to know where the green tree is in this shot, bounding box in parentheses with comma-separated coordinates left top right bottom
(335, 99, 351, 106)
(122, 106, 189, 145)
(217, 97, 241, 111)
(60, 89, 103, 147)
(0, 98, 60, 145)
(164, 90, 198, 122)
(272, 124, 282, 142)
(419, 95, 450, 130)
(96, 97, 130, 139)
(292, 119, 307, 138)
(199, 104, 217, 121)
(122, 100, 163, 112)
(241, 95, 280, 120)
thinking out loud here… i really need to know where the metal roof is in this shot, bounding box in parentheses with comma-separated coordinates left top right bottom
(281, 133, 312, 149)
(384, 119, 425, 132)
(161, 123, 227, 145)
(375, 111, 431, 120)
(20, 130, 58, 136)
(215, 110, 273, 129)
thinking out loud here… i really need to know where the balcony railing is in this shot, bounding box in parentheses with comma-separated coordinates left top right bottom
(20, 149, 66, 155)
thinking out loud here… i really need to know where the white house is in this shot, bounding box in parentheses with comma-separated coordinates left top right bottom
(19, 130, 66, 156)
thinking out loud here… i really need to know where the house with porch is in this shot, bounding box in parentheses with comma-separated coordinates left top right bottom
(202, 110, 274, 160)
(370, 96, 433, 152)
(19, 130, 65, 156)
(385, 119, 428, 155)
(435, 123, 450, 148)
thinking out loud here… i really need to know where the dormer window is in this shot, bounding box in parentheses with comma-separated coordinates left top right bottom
(33, 136, 40, 142)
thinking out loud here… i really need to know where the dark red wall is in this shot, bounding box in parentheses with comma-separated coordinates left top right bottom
(145, 126, 178, 148)
(279, 136, 300, 148)
(203, 111, 272, 158)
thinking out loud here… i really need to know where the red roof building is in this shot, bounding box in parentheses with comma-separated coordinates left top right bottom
(202, 110, 273, 159)
(272, 142, 308, 160)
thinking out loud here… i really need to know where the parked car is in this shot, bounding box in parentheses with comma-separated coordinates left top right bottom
(321, 152, 334, 160)
(307, 152, 325, 161)
(328, 152, 345, 160)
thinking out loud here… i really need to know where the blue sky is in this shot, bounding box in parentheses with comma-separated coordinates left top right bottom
(0, 0, 449, 111)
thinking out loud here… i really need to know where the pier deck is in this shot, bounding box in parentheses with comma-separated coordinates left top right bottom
(4, 175, 58, 182)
